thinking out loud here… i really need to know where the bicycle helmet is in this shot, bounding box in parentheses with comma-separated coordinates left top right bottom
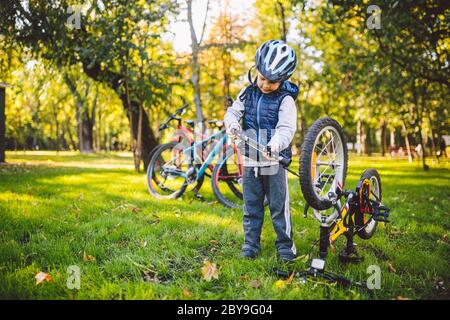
(255, 40, 297, 82)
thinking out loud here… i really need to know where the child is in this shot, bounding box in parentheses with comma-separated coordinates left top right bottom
(224, 40, 298, 263)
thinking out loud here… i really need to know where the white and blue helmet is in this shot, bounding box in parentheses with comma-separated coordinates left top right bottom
(255, 40, 297, 82)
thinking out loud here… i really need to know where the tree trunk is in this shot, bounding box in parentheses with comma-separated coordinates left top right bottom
(357, 120, 365, 155)
(401, 121, 413, 163)
(412, 79, 429, 170)
(120, 95, 158, 170)
(381, 121, 387, 156)
(81, 64, 158, 170)
(63, 73, 94, 153)
(390, 128, 395, 148)
(0, 87, 6, 163)
(187, 0, 205, 122)
(65, 116, 78, 151)
(135, 102, 143, 172)
(365, 124, 371, 156)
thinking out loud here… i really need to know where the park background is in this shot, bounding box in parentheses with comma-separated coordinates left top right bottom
(0, 0, 449, 299)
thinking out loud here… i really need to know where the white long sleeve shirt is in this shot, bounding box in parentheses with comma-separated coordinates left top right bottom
(224, 87, 297, 167)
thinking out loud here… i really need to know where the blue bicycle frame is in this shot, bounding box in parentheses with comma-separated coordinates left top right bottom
(163, 129, 228, 181)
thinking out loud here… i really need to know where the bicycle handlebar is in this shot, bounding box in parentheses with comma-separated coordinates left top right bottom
(159, 103, 189, 131)
(230, 129, 292, 168)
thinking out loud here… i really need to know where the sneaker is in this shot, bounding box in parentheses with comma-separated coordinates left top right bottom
(277, 251, 296, 264)
(240, 250, 258, 260)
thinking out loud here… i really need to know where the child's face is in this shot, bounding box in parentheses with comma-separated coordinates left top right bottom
(256, 71, 281, 94)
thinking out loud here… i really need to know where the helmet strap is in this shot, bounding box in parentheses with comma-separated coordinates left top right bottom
(248, 65, 257, 86)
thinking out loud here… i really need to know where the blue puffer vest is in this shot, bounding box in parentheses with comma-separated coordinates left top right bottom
(239, 80, 299, 162)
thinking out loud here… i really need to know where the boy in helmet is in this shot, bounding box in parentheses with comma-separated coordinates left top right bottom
(224, 40, 298, 263)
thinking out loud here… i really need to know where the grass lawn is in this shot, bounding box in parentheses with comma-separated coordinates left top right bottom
(1, 151, 449, 300)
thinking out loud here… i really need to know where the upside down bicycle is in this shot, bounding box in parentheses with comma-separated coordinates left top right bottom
(230, 116, 391, 288)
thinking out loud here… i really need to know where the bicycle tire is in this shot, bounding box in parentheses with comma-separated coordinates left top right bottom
(212, 148, 243, 209)
(147, 142, 203, 199)
(355, 169, 381, 240)
(299, 117, 348, 210)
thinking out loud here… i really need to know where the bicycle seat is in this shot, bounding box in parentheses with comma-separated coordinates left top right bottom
(208, 120, 224, 129)
(184, 120, 195, 128)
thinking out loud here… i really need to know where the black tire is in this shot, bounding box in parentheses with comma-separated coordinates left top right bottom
(147, 142, 203, 199)
(355, 169, 382, 240)
(299, 117, 348, 210)
(212, 148, 243, 209)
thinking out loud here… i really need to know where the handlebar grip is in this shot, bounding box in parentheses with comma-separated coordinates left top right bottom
(279, 157, 292, 168)
(159, 123, 168, 131)
(230, 128, 239, 135)
(176, 103, 189, 115)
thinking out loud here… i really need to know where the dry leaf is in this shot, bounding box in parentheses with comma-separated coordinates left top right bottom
(286, 271, 295, 285)
(201, 261, 219, 281)
(388, 263, 397, 273)
(250, 279, 261, 289)
(83, 252, 96, 262)
(209, 240, 218, 245)
(240, 274, 249, 281)
(35, 272, 52, 285)
(182, 289, 192, 298)
(395, 296, 411, 300)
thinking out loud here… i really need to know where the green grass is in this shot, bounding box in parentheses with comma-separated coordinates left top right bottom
(1, 151, 449, 300)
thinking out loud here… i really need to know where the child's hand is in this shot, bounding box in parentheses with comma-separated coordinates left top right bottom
(267, 137, 281, 153)
(227, 123, 241, 138)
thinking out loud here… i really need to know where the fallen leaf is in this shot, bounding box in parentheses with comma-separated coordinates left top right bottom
(240, 274, 249, 281)
(395, 296, 411, 300)
(83, 252, 96, 262)
(132, 207, 141, 213)
(35, 272, 52, 285)
(286, 272, 295, 285)
(201, 261, 219, 281)
(182, 289, 192, 298)
(209, 240, 218, 245)
(388, 263, 397, 273)
(250, 279, 261, 289)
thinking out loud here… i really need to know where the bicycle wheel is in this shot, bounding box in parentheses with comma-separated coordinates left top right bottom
(355, 169, 382, 240)
(147, 142, 203, 199)
(299, 117, 348, 210)
(212, 147, 244, 209)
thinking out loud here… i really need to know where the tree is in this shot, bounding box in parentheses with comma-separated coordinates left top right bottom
(0, 0, 178, 170)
